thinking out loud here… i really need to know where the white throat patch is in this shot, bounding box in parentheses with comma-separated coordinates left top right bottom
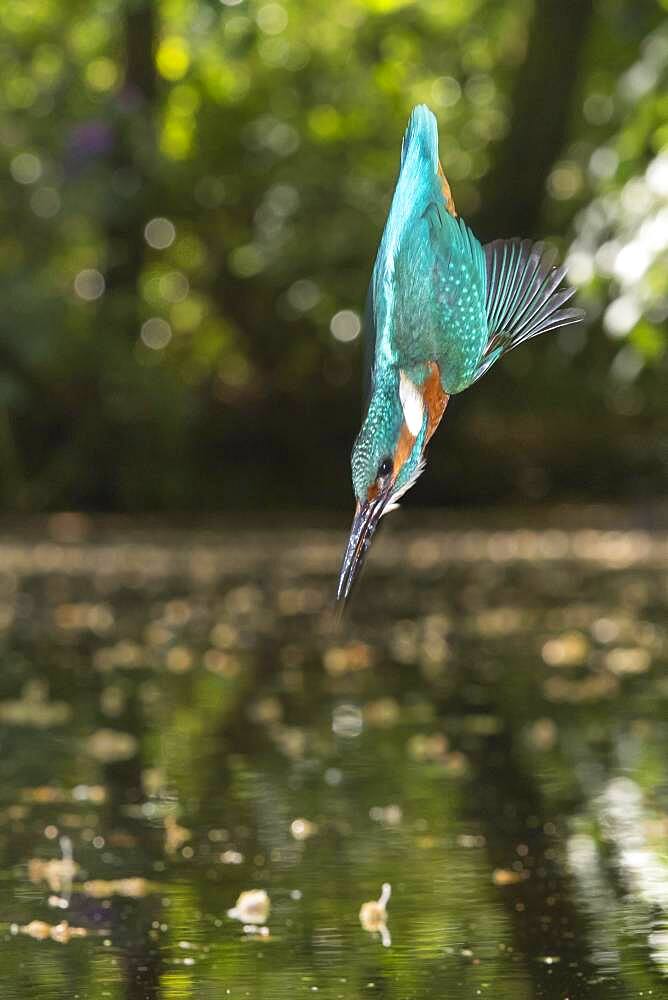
(399, 370, 425, 437)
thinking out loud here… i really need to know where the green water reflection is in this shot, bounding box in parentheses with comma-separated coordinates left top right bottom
(1, 516, 667, 999)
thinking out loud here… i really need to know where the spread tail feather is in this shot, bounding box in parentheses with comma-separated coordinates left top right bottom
(473, 239, 584, 382)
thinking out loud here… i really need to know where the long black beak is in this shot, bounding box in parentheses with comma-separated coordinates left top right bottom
(337, 491, 391, 604)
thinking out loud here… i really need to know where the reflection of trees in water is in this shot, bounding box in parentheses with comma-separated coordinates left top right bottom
(424, 553, 668, 997)
(2, 528, 668, 997)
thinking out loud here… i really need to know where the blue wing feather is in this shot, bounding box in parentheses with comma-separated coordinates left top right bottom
(472, 239, 584, 383)
(366, 104, 583, 394)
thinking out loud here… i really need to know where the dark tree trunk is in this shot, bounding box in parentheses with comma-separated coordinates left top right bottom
(70, 1, 160, 508)
(105, 0, 157, 303)
(473, 0, 595, 240)
(124, 0, 158, 106)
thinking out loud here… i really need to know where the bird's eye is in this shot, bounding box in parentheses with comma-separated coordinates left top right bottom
(377, 457, 393, 479)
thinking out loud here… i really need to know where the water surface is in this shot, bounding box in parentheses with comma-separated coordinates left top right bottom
(1, 513, 667, 999)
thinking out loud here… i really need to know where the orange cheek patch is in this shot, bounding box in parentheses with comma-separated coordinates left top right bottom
(392, 422, 416, 479)
(367, 365, 448, 500)
(423, 362, 449, 442)
(437, 161, 457, 218)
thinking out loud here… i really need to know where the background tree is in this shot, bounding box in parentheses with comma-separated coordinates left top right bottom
(0, 0, 665, 511)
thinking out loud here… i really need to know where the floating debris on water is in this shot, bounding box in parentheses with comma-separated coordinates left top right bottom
(87, 728, 138, 763)
(83, 877, 154, 898)
(19, 784, 104, 804)
(543, 672, 619, 703)
(0, 519, 667, 992)
(323, 643, 374, 676)
(332, 704, 363, 739)
(525, 717, 558, 751)
(457, 833, 486, 848)
(461, 714, 503, 736)
(359, 883, 391, 948)
(369, 805, 402, 827)
(165, 813, 191, 855)
(28, 846, 78, 895)
(406, 733, 448, 762)
(493, 868, 526, 886)
(290, 818, 318, 841)
(363, 697, 400, 728)
(541, 631, 590, 668)
(221, 849, 244, 864)
(17, 920, 88, 943)
(0, 681, 71, 727)
(228, 889, 271, 925)
(249, 696, 283, 725)
(30, 835, 76, 911)
(270, 724, 306, 759)
(604, 647, 651, 675)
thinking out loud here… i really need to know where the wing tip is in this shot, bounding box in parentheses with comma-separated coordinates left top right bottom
(482, 238, 584, 355)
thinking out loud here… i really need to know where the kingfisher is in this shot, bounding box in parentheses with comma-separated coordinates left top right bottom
(337, 104, 583, 603)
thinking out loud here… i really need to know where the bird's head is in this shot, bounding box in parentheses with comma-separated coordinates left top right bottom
(337, 365, 448, 603)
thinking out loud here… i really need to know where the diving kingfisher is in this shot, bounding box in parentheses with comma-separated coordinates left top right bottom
(337, 104, 583, 603)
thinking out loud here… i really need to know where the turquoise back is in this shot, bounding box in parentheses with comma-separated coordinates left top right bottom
(369, 105, 488, 395)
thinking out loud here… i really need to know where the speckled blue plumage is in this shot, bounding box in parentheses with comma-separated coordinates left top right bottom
(339, 105, 584, 602)
(369, 105, 488, 396)
(351, 104, 582, 504)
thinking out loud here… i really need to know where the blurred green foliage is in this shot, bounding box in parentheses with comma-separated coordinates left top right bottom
(0, 0, 666, 510)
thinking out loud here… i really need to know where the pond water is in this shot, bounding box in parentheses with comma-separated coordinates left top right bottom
(1, 512, 667, 999)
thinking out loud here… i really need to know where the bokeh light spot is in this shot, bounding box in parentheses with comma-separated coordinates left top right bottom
(74, 269, 105, 302)
(308, 105, 342, 142)
(156, 37, 191, 82)
(140, 318, 172, 350)
(229, 245, 265, 277)
(583, 93, 614, 125)
(565, 250, 594, 286)
(169, 84, 201, 115)
(465, 74, 495, 106)
(85, 58, 119, 92)
(646, 153, 668, 197)
(144, 217, 176, 250)
(604, 296, 640, 338)
(160, 119, 193, 160)
(330, 310, 361, 342)
(257, 3, 288, 34)
(614, 241, 651, 284)
(6, 76, 38, 109)
(159, 271, 190, 304)
(589, 147, 618, 181)
(160, 116, 193, 160)
(258, 37, 291, 68)
(431, 76, 461, 108)
(619, 62, 657, 101)
(30, 187, 61, 219)
(32, 43, 63, 88)
(611, 344, 644, 381)
(10, 153, 42, 185)
(287, 279, 320, 312)
(548, 162, 583, 201)
(171, 296, 206, 333)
